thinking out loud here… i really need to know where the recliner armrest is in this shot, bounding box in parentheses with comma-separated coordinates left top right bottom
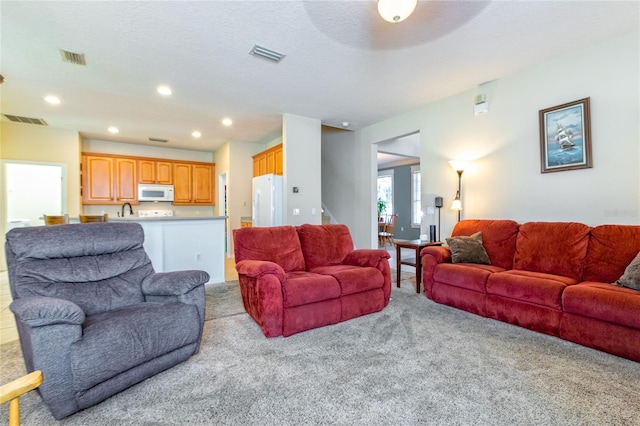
(420, 246, 452, 264)
(235, 259, 285, 282)
(10, 297, 85, 327)
(343, 249, 390, 268)
(142, 270, 210, 296)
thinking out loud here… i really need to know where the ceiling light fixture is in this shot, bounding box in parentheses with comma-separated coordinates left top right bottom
(108, 126, 119, 134)
(192, 131, 201, 138)
(222, 118, 233, 126)
(157, 85, 172, 96)
(44, 95, 61, 105)
(378, 0, 417, 23)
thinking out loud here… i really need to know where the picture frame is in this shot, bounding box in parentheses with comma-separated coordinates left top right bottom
(539, 97, 592, 173)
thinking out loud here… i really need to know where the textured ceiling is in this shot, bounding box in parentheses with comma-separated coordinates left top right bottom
(1, 1, 638, 152)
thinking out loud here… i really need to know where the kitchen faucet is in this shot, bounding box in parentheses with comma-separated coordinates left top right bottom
(121, 202, 134, 217)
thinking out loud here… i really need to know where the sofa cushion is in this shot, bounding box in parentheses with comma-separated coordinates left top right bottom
(562, 282, 640, 330)
(70, 302, 200, 392)
(451, 220, 519, 270)
(446, 232, 491, 264)
(233, 226, 306, 272)
(487, 270, 579, 310)
(613, 251, 640, 290)
(433, 263, 504, 293)
(583, 225, 640, 283)
(282, 271, 341, 308)
(310, 265, 383, 296)
(297, 224, 354, 270)
(512, 222, 590, 281)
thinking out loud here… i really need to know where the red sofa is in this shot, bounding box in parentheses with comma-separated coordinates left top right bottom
(233, 224, 391, 337)
(421, 220, 640, 362)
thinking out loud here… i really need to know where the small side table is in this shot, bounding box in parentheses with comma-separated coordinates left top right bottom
(395, 240, 443, 294)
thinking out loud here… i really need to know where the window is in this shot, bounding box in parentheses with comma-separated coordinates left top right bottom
(377, 169, 393, 216)
(411, 165, 421, 227)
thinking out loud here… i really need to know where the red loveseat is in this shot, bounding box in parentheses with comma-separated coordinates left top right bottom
(421, 220, 640, 362)
(233, 224, 391, 337)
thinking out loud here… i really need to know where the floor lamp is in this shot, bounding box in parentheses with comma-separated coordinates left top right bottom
(435, 196, 443, 241)
(449, 161, 467, 222)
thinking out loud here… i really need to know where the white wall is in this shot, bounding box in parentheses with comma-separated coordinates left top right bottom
(227, 140, 266, 255)
(283, 113, 322, 226)
(326, 30, 639, 248)
(322, 126, 359, 232)
(83, 139, 213, 162)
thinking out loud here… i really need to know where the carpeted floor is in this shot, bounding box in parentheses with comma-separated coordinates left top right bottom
(2, 272, 640, 425)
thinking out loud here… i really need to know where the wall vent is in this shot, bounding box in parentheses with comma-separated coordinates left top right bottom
(59, 49, 86, 65)
(3, 114, 48, 126)
(249, 45, 286, 63)
(148, 137, 169, 143)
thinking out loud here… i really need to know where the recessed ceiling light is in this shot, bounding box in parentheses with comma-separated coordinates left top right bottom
(44, 95, 61, 105)
(192, 130, 201, 138)
(108, 126, 119, 134)
(157, 85, 172, 96)
(222, 118, 233, 126)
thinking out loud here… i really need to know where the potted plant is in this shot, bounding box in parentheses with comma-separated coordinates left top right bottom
(377, 198, 386, 219)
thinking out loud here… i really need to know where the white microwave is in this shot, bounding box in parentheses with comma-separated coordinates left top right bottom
(138, 184, 174, 202)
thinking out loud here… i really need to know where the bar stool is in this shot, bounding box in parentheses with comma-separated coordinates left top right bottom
(43, 214, 69, 225)
(79, 214, 108, 223)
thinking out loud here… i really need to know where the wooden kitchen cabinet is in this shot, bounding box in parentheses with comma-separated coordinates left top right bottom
(82, 152, 215, 206)
(172, 162, 215, 205)
(138, 159, 173, 184)
(274, 145, 283, 175)
(252, 144, 283, 177)
(82, 154, 137, 204)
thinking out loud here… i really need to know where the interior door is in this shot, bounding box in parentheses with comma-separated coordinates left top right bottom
(4, 161, 64, 228)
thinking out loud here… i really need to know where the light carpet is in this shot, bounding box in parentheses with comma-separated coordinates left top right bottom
(1, 272, 639, 425)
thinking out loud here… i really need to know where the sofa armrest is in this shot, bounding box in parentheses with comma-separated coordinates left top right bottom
(235, 259, 286, 282)
(10, 297, 85, 327)
(420, 245, 452, 264)
(343, 249, 390, 268)
(420, 246, 452, 299)
(142, 270, 210, 297)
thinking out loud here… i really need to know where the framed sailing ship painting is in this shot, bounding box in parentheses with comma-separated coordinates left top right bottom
(539, 97, 592, 173)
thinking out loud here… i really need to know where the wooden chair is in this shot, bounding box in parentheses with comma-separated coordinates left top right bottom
(0, 370, 43, 426)
(79, 214, 108, 223)
(378, 213, 398, 247)
(43, 214, 69, 225)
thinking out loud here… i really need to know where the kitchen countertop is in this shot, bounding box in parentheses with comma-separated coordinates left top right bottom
(105, 216, 227, 222)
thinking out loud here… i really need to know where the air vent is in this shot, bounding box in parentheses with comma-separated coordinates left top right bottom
(3, 114, 48, 126)
(148, 137, 169, 143)
(59, 49, 86, 65)
(249, 44, 286, 63)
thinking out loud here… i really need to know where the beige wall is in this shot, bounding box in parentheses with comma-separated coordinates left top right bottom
(1, 121, 82, 269)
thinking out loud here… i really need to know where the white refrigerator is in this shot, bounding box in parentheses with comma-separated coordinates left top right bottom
(252, 174, 283, 227)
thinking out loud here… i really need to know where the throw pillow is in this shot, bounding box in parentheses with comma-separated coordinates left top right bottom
(612, 251, 640, 290)
(445, 231, 491, 264)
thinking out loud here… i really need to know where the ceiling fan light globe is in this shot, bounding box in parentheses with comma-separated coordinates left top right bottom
(378, 0, 418, 23)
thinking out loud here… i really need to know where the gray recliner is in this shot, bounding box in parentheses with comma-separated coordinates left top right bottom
(5, 222, 209, 420)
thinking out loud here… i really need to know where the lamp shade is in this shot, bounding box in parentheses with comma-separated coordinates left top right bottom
(449, 160, 469, 173)
(451, 198, 462, 211)
(378, 0, 417, 23)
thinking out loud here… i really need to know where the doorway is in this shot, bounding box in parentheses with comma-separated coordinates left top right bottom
(3, 161, 66, 228)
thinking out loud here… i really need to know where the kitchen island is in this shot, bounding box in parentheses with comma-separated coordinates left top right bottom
(109, 216, 226, 284)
